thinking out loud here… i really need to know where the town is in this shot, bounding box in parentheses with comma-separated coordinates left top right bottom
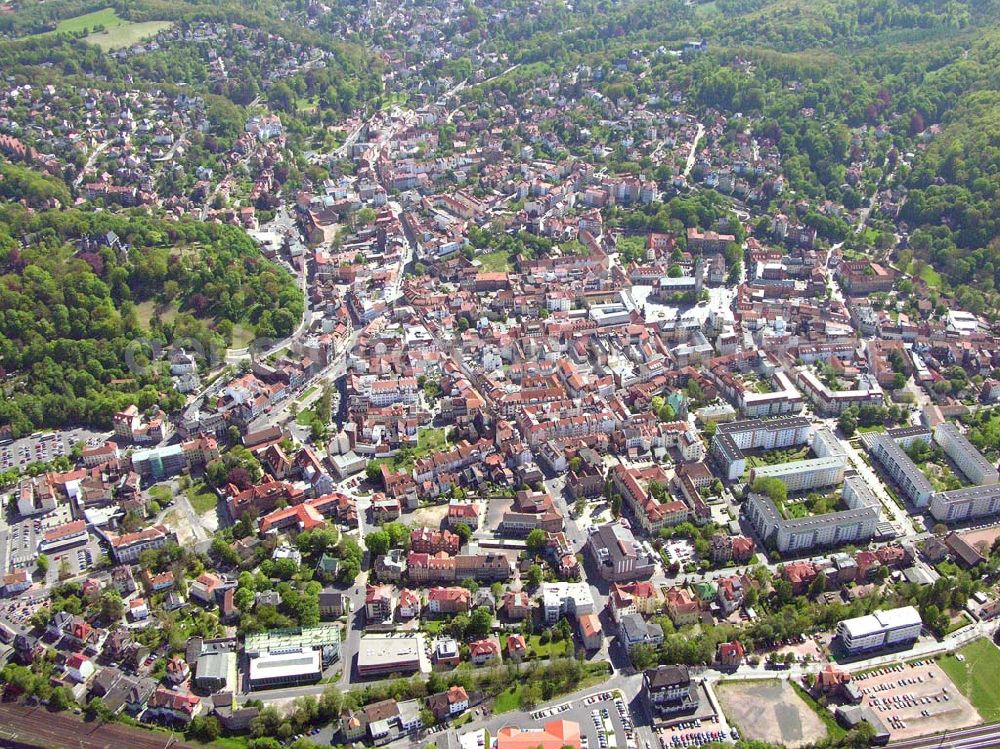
(2, 2, 1000, 749)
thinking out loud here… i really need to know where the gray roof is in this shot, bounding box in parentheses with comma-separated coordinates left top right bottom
(197, 651, 231, 682)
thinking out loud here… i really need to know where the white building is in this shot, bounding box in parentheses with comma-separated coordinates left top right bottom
(541, 582, 595, 624)
(749, 456, 846, 493)
(836, 606, 922, 655)
(934, 423, 998, 486)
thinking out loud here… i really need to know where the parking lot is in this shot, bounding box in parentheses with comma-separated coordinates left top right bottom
(853, 659, 981, 741)
(0, 428, 111, 471)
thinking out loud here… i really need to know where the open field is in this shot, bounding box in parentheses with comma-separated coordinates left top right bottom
(716, 680, 827, 749)
(186, 480, 219, 515)
(85, 20, 172, 50)
(33, 8, 171, 50)
(853, 658, 980, 741)
(135, 300, 179, 328)
(476, 250, 514, 272)
(407, 503, 449, 528)
(939, 638, 1000, 723)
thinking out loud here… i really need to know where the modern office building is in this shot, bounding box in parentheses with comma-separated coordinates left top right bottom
(248, 650, 321, 690)
(356, 634, 423, 677)
(836, 606, 922, 655)
(711, 417, 812, 480)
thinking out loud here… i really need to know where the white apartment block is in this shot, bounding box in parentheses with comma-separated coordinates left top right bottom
(929, 484, 1000, 523)
(711, 417, 812, 481)
(934, 423, 999, 486)
(749, 455, 846, 493)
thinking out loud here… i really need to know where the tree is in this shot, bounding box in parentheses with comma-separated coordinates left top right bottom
(453, 523, 472, 544)
(838, 409, 858, 437)
(365, 530, 391, 556)
(188, 715, 221, 742)
(525, 564, 543, 588)
(526, 528, 546, 551)
(36, 554, 49, 575)
(808, 572, 827, 600)
(467, 606, 494, 639)
(49, 686, 74, 711)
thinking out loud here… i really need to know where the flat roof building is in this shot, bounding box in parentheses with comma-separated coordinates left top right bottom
(934, 423, 998, 486)
(357, 634, 424, 677)
(248, 650, 321, 691)
(865, 433, 934, 507)
(836, 606, 922, 655)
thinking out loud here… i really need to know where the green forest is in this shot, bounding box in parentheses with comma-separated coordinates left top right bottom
(0, 194, 303, 436)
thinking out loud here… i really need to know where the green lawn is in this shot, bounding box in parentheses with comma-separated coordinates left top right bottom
(33, 8, 171, 50)
(494, 684, 523, 713)
(186, 481, 219, 515)
(526, 634, 570, 658)
(416, 427, 448, 455)
(939, 638, 1000, 722)
(476, 250, 513, 272)
(422, 619, 446, 635)
(86, 20, 172, 50)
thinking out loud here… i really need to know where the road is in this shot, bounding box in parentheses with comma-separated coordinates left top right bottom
(73, 139, 112, 188)
(682, 123, 705, 179)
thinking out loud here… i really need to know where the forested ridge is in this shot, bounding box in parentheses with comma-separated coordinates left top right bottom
(0, 201, 303, 436)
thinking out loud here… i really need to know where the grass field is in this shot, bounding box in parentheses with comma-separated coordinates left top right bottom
(939, 638, 1000, 722)
(476, 250, 514, 272)
(525, 634, 570, 658)
(86, 20, 172, 50)
(34, 8, 171, 50)
(135, 300, 179, 329)
(186, 481, 219, 515)
(494, 684, 523, 713)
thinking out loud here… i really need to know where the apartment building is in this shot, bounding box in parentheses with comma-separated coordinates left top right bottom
(929, 484, 1000, 523)
(711, 417, 812, 481)
(865, 433, 935, 507)
(749, 455, 846, 493)
(541, 582, 595, 624)
(933, 423, 998, 486)
(744, 474, 880, 553)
